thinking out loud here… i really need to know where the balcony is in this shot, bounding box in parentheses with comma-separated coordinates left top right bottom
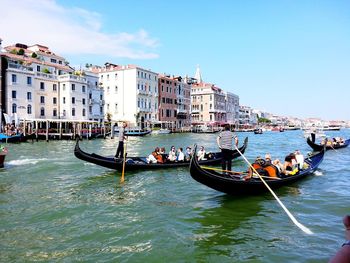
(57, 74, 86, 82)
(137, 89, 152, 96)
(36, 72, 57, 80)
(8, 63, 34, 72)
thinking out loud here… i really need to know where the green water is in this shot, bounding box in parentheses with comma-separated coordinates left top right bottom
(1, 130, 349, 262)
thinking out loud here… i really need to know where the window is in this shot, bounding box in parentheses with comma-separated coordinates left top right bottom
(72, 97, 75, 104)
(50, 58, 57, 63)
(12, 74, 17, 83)
(71, 84, 75, 91)
(115, 103, 118, 112)
(62, 84, 66, 90)
(115, 86, 118, 93)
(27, 92, 32, 100)
(89, 93, 92, 99)
(40, 82, 45, 90)
(53, 84, 57, 91)
(53, 97, 57, 104)
(82, 98, 85, 105)
(40, 96, 45, 104)
(72, 108, 75, 116)
(27, 76, 32, 85)
(27, 105, 32, 114)
(89, 106, 92, 114)
(40, 107, 45, 116)
(12, 103, 17, 113)
(100, 106, 103, 114)
(63, 97, 66, 104)
(37, 65, 40, 72)
(63, 110, 66, 116)
(82, 86, 86, 92)
(107, 74, 109, 81)
(53, 109, 57, 117)
(82, 109, 86, 117)
(115, 73, 118, 79)
(12, 90, 16, 99)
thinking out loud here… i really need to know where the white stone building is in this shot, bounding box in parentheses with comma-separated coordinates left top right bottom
(1, 43, 104, 124)
(94, 63, 158, 127)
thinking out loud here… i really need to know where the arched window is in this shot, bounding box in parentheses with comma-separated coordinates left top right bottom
(27, 104, 32, 114)
(12, 103, 17, 113)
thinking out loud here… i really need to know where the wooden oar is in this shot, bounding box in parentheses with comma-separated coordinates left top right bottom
(234, 145, 313, 235)
(120, 139, 127, 183)
(328, 143, 339, 153)
(200, 166, 248, 175)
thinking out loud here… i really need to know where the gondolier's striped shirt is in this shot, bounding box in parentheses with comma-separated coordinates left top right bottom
(218, 130, 237, 150)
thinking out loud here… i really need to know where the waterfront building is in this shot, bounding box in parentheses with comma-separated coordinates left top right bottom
(225, 91, 240, 126)
(157, 75, 191, 129)
(0, 42, 104, 127)
(177, 76, 191, 128)
(191, 82, 227, 124)
(94, 63, 158, 128)
(239, 105, 257, 128)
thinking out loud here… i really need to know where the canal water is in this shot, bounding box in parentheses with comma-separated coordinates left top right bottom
(1, 130, 349, 262)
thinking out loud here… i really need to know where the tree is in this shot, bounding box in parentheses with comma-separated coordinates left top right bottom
(42, 68, 51, 74)
(258, 117, 271, 124)
(31, 52, 37, 58)
(17, 48, 24, 55)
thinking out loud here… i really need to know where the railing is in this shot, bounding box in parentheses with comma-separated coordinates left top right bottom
(36, 72, 57, 80)
(8, 63, 34, 71)
(57, 74, 87, 82)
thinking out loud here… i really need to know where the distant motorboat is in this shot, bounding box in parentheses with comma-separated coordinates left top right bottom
(153, 129, 171, 134)
(114, 127, 151, 136)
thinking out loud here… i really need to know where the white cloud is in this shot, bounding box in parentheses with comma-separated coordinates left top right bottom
(0, 0, 159, 59)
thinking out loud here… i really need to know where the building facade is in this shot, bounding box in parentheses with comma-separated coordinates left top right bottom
(1, 43, 104, 124)
(95, 63, 158, 128)
(191, 82, 227, 124)
(225, 91, 239, 125)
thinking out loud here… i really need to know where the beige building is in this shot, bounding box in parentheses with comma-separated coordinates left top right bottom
(1, 42, 104, 124)
(191, 82, 226, 124)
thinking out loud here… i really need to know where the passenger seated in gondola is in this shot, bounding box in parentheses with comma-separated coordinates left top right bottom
(167, 146, 177, 162)
(176, 148, 185, 162)
(245, 156, 279, 179)
(185, 147, 192, 161)
(158, 147, 167, 162)
(197, 146, 207, 161)
(153, 147, 164, 163)
(294, 150, 304, 169)
(283, 154, 299, 175)
(147, 152, 157, 164)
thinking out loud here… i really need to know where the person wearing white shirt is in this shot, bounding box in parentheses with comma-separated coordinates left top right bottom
(177, 148, 184, 162)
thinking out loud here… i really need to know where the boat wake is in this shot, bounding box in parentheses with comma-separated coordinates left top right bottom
(7, 158, 49, 166)
(314, 170, 323, 176)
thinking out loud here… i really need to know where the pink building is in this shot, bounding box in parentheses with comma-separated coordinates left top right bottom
(158, 75, 178, 127)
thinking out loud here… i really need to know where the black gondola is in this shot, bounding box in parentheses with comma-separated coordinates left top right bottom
(74, 137, 248, 171)
(253, 128, 263, 134)
(307, 137, 350, 151)
(189, 145, 325, 195)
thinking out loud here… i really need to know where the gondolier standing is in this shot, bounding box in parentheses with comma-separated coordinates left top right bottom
(115, 121, 127, 158)
(216, 124, 238, 173)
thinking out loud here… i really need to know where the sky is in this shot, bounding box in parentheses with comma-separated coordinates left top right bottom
(1, 0, 349, 120)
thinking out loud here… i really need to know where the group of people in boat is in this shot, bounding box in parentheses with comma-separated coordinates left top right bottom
(245, 150, 306, 179)
(146, 145, 210, 164)
(321, 137, 345, 147)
